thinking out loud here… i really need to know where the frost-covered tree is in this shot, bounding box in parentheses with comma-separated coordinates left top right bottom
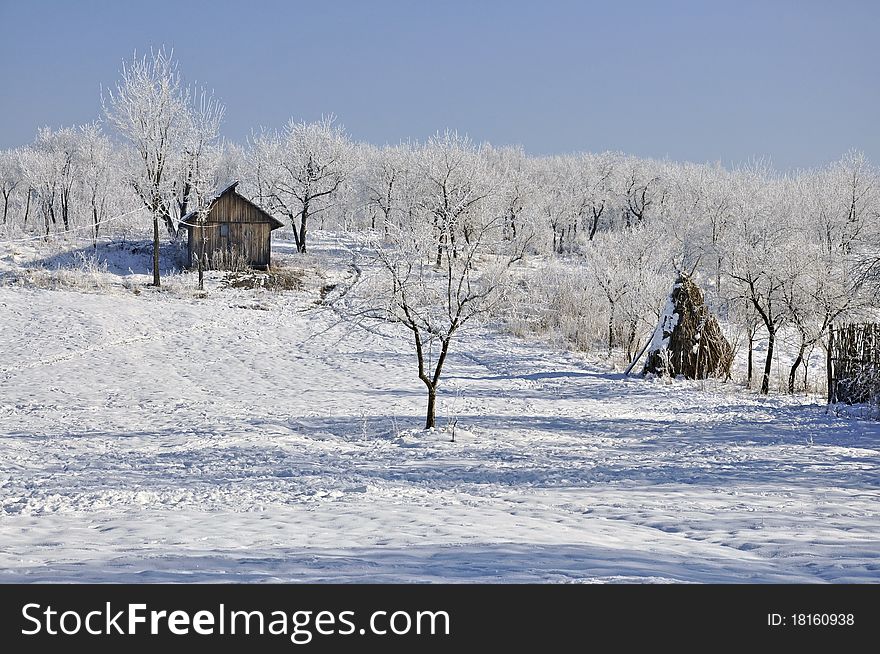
(588, 226, 670, 360)
(19, 128, 80, 237)
(826, 150, 879, 253)
(174, 88, 225, 228)
(355, 134, 528, 429)
(483, 145, 537, 248)
(725, 165, 792, 394)
(0, 149, 23, 227)
(77, 123, 115, 244)
(572, 152, 618, 241)
(103, 49, 225, 286)
(820, 151, 880, 295)
(104, 49, 186, 285)
(621, 157, 662, 228)
(414, 131, 497, 265)
(362, 143, 414, 233)
(531, 156, 574, 254)
(779, 169, 870, 392)
(254, 117, 349, 253)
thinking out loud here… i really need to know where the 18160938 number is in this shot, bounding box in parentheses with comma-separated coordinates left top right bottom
(792, 614, 854, 626)
(768, 613, 855, 627)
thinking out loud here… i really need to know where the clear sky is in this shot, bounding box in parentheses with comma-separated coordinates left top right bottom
(1, 0, 878, 170)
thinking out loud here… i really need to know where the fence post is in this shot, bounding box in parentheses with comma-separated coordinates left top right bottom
(827, 323, 835, 404)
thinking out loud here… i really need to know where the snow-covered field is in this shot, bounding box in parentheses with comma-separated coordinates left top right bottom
(0, 234, 878, 583)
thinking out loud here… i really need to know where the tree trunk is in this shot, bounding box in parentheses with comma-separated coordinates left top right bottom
(293, 197, 311, 254)
(198, 225, 205, 291)
(588, 210, 600, 240)
(436, 229, 445, 266)
(607, 302, 615, 357)
(803, 344, 812, 391)
(162, 212, 177, 238)
(760, 326, 775, 394)
(62, 190, 70, 231)
(299, 210, 308, 254)
(425, 383, 437, 430)
(626, 321, 637, 362)
(746, 330, 754, 388)
(420, 336, 453, 430)
(23, 188, 32, 226)
(826, 325, 835, 404)
(152, 215, 161, 287)
(178, 178, 191, 223)
(92, 203, 99, 248)
(789, 343, 805, 394)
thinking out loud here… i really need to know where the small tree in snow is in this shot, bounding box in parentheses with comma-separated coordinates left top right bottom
(358, 134, 526, 429)
(104, 49, 186, 286)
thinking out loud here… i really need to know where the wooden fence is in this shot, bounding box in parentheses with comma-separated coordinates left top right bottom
(829, 323, 880, 404)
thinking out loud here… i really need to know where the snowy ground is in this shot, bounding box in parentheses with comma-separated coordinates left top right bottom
(0, 233, 878, 583)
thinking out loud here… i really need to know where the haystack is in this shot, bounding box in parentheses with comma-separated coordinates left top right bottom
(641, 274, 733, 379)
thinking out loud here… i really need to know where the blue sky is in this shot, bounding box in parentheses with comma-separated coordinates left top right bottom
(1, 0, 877, 169)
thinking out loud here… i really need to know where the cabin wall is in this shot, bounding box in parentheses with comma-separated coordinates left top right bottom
(208, 192, 271, 225)
(186, 193, 274, 269)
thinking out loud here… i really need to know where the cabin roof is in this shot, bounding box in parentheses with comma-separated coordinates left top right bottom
(179, 181, 285, 230)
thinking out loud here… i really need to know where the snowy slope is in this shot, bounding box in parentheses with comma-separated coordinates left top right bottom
(0, 235, 878, 583)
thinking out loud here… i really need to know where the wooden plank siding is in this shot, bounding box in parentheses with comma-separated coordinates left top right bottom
(209, 192, 272, 225)
(182, 184, 281, 270)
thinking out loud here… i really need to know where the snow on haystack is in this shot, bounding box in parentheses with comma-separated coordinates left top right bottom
(642, 273, 733, 379)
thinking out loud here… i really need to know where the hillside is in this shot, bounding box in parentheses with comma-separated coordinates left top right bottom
(0, 234, 877, 582)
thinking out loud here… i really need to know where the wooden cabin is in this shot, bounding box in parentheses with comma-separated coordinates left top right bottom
(179, 182, 284, 270)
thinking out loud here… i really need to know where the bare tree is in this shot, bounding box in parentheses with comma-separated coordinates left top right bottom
(371, 221, 509, 428)
(417, 131, 494, 264)
(622, 158, 661, 227)
(104, 49, 224, 286)
(20, 128, 81, 234)
(572, 152, 617, 241)
(255, 117, 349, 253)
(103, 48, 187, 286)
(531, 156, 572, 254)
(174, 88, 225, 228)
(355, 135, 525, 429)
(78, 123, 114, 245)
(780, 170, 870, 392)
(363, 143, 413, 234)
(0, 150, 22, 227)
(725, 167, 791, 394)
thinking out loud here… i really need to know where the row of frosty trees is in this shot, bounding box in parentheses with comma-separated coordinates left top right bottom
(1, 50, 878, 424)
